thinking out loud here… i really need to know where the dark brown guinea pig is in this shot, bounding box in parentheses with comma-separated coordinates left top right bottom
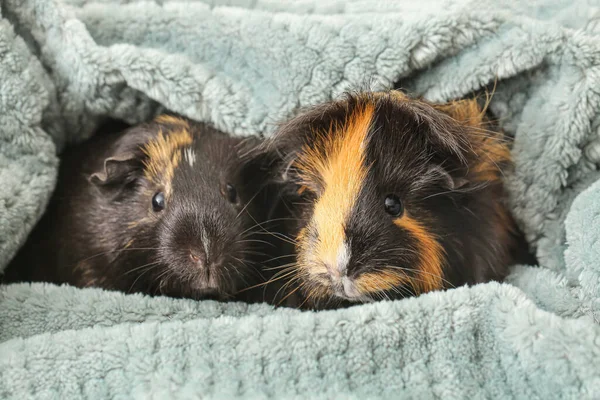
(261, 91, 533, 309)
(4, 115, 274, 301)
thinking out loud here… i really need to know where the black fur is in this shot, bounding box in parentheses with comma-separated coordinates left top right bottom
(258, 92, 536, 308)
(4, 117, 277, 301)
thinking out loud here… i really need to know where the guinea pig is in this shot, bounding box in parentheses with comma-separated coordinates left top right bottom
(4, 115, 276, 301)
(259, 91, 534, 309)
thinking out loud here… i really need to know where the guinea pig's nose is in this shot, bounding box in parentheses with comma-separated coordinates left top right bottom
(325, 262, 343, 280)
(189, 248, 207, 267)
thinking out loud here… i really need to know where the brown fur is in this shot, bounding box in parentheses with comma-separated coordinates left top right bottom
(258, 90, 534, 309)
(4, 116, 280, 302)
(296, 103, 374, 276)
(393, 214, 445, 293)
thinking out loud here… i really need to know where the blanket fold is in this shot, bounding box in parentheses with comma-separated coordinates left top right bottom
(1, 0, 600, 398)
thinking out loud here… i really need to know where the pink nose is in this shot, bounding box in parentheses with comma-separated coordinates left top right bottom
(325, 263, 342, 280)
(189, 249, 207, 266)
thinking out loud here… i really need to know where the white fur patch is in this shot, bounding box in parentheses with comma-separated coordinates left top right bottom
(336, 241, 351, 276)
(201, 226, 210, 263)
(184, 147, 196, 167)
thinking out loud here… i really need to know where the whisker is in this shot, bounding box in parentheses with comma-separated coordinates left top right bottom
(239, 217, 302, 237)
(238, 250, 269, 257)
(380, 265, 455, 288)
(225, 262, 245, 288)
(75, 247, 169, 265)
(273, 274, 298, 304)
(235, 238, 276, 247)
(122, 261, 161, 276)
(153, 268, 174, 291)
(251, 231, 298, 245)
(127, 263, 162, 293)
(241, 211, 298, 247)
(236, 267, 297, 293)
(235, 187, 265, 221)
(261, 253, 297, 263)
(276, 285, 301, 306)
(262, 261, 298, 271)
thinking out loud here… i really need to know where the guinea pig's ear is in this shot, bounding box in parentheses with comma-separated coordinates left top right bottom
(417, 98, 486, 160)
(237, 136, 288, 186)
(431, 98, 485, 128)
(89, 126, 155, 189)
(426, 164, 469, 190)
(89, 152, 140, 187)
(265, 102, 345, 184)
(428, 97, 510, 187)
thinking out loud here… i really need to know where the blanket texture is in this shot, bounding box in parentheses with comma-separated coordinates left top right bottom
(1, 0, 600, 398)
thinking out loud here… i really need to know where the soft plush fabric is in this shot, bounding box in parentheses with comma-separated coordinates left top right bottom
(1, 0, 600, 398)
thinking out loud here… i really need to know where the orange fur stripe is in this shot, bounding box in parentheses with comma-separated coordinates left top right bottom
(142, 125, 193, 191)
(297, 226, 328, 276)
(470, 136, 511, 182)
(154, 114, 190, 128)
(387, 90, 408, 102)
(298, 103, 375, 268)
(433, 98, 484, 127)
(433, 98, 512, 183)
(355, 270, 410, 295)
(394, 214, 445, 293)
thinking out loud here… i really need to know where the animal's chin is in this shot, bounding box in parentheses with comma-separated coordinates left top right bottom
(187, 276, 234, 300)
(310, 273, 373, 303)
(332, 289, 374, 303)
(192, 287, 225, 301)
(333, 293, 373, 303)
(161, 264, 237, 300)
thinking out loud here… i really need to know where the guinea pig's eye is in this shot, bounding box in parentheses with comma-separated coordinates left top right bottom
(152, 192, 166, 212)
(384, 194, 403, 217)
(225, 184, 237, 203)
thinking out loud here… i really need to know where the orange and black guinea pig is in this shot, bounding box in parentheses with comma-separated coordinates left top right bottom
(4, 115, 277, 302)
(260, 91, 533, 308)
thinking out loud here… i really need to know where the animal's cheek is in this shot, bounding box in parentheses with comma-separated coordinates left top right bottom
(139, 182, 173, 219)
(295, 225, 321, 271)
(296, 182, 322, 198)
(297, 202, 317, 227)
(296, 226, 315, 268)
(121, 196, 157, 229)
(392, 214, 445, 293)
(354, 270, 410, 295)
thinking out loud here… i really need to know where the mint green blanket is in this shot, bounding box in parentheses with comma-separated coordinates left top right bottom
(1, 0, 600, 398)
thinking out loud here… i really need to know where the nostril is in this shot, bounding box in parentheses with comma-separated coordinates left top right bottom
(189, 249, 206, 265)
(324, 262, 341, 279)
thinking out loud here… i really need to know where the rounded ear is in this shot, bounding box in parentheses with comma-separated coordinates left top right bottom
(237, 135, 289, 184)
(237, 135, 307, 219)
(428, 97, 511, 185)
(426, 165, 469, 191)
(264, 98, 358, 187)
(88, 125, 156, 191)
(89, 152, 140, 187)
(431, 98, 485, 128)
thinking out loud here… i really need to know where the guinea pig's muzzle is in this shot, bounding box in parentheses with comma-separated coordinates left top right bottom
(313, 256, 374, 303)
(159, 210, 237, 297)
(329, 275, 373, 303)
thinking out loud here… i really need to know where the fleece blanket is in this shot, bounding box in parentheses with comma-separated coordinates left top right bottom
(1, 0, 600, 398)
